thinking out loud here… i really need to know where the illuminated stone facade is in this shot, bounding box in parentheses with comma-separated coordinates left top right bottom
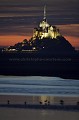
(32, 6, 61, 40)
(2, 6, 75, 53)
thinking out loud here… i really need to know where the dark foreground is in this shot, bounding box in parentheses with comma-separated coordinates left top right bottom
(0, 104, 79, 111)
(0, 51, 79, 79)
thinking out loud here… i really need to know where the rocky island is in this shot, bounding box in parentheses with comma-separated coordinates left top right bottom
(0, 6, 79, 79)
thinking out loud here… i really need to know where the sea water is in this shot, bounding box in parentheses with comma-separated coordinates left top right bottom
(0, 76, 79, 96)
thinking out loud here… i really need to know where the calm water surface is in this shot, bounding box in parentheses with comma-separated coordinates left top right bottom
(0, 76, 79, 96)
(0, 107, 79, 120)
(0, 76, 79, 120)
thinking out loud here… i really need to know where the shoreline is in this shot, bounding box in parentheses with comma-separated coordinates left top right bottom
(0, 74, 79, 80)
(0, 95, 79, 110)
(0, 104, 79, 111)
(0, 95, 79, 120)
(0, 95, 79, 104)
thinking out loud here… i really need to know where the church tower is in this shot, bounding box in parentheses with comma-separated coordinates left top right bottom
(43, 5, 47, 21)
(32, 6, 61, 40)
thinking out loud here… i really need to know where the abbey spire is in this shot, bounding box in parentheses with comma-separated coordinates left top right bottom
(43, 5, 47, 21)
(32, 6, 61, 40)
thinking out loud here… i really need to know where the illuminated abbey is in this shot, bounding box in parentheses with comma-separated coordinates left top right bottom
(2, 6, 75, 53)
(32, 6, 61, 40)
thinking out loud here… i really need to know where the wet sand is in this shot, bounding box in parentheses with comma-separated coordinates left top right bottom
(0, 107, 79, 120)
(0, 95, 79, 120)
(0, 95, 79, 105)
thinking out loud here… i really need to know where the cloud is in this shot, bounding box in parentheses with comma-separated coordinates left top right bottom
(0, 1, 79, 48)
(57, 24, 79, 37)
(0, 0, 79, 10)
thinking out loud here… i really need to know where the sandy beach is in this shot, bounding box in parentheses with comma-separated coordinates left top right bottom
(0, 95, 79, 120)
(0, 107, 79, 120)
(0, 95, 79, 105)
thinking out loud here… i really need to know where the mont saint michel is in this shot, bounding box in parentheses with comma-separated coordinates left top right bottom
(0, 6, 79, 79)
(2, 6, 75, 54)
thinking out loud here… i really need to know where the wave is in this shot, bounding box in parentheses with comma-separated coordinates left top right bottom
(0, 76, 79, 96)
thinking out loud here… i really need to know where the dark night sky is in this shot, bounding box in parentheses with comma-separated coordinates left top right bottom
(0, 0, 79, 49)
